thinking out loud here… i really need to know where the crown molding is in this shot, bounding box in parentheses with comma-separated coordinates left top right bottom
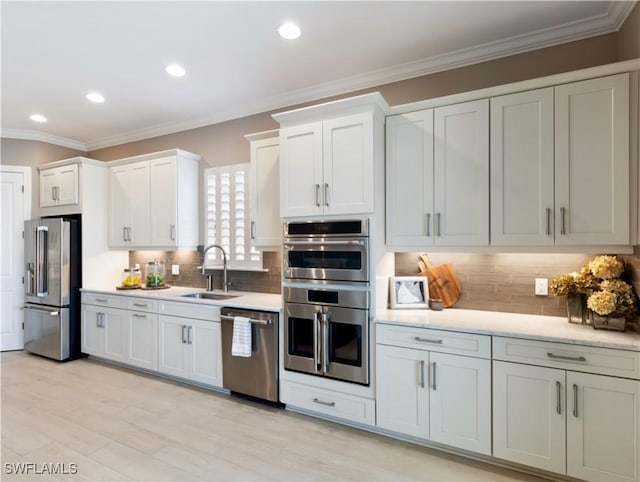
(11, 1, 640, 152)
(0, 128, 87, 151)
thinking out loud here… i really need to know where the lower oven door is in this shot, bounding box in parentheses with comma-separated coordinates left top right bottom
(284, 302, 369, 385)
(323, 306, 369, 385)
(284, 303, 322, 376)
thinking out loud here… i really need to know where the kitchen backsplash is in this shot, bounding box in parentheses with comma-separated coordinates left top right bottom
(395, 250, 640, 318)
(129, 250, 282, 294)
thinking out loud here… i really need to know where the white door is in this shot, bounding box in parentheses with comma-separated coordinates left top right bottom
(555, 73, 630, 245)
(102, 308, 127, 362)
(429, 352, 491, 455)
(56, 164, 79, 206)
(493, 361, 566, 475)
(39, 168, 58, 208)
(490, 88, 554, 245)
(0, 167, 30, 351)
(189, 319, 222, 387)
(323, 113, 373, 215)
(81, 304, 103, 356)
(109, 165, 131, 247)
(434, 99, 489, 246)
(376, 344, 429, 439)
(127, 311, 158, 371)
(250, 136, 280, 248)
(386, 110, 434, 247)
(128, 161, 151, 246)
(150, 156, 177, 247)
(279, 122, 323, 217)
(158, 315, 189, 378)
(567, 372, 640, 482)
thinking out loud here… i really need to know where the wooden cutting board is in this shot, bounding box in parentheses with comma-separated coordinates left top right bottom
(418, 254, 461, 308)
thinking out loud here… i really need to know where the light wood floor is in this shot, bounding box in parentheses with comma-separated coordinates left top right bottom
(1, 351, 542, 481)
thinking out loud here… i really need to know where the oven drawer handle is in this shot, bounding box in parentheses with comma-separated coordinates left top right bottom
(285, 240, 365, 246)
(21, 306, 60, 316)
(312, 398, 335, 407)
(413, 336, 443, 344)
(547, 352, 586, 362)
(220, 314, 272, 326)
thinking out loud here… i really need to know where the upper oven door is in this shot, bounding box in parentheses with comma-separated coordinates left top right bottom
(283, 238, 368, 282)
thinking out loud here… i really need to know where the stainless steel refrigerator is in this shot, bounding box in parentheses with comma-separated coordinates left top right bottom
(23, 216, 81, 361)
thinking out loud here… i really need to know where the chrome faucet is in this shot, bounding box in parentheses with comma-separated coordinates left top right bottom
(201, 244, 229, 292)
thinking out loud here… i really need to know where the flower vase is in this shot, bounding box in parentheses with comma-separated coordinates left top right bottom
(588, 311, 626, 331)
(566, 293, 586, 324)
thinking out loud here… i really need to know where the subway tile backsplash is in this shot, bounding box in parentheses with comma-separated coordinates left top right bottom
(129, 250, 282, 294)
(395, 250, 640, 318)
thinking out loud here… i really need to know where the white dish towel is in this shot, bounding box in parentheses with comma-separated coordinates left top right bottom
(231, 316, 252, 357)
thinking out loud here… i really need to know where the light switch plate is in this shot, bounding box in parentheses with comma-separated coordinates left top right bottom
(171, 264, 180, 275)
(535, 278, 548, 296)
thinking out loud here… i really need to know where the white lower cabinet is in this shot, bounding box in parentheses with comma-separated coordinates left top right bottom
(376, 326, 492, 455)
(158, 315, 222, 388)
(126, 310, 158, 370)
(493, 360, 640, 481)
(81, 304, 127, 363)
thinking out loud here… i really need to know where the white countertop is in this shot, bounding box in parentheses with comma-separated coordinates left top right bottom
(376, 308, 640, 352)
(80, 286, 282, 312)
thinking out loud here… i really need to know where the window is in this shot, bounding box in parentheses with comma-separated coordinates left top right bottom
(204, 163, 261, 268)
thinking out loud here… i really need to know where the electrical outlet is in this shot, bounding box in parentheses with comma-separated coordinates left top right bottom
(535, 278, 548, 296)
(171, 264, 180, 275)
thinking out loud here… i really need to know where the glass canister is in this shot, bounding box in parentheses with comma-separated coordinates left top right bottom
(121, 267, 141, 287)
(145, 260, 165, 288)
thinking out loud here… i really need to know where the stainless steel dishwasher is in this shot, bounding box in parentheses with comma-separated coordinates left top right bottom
(220, 307, 279, 402)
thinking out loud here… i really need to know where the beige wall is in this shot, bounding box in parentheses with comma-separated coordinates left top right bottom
(618, 3, 640, 61)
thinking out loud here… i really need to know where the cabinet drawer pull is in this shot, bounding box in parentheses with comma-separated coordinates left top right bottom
(132, 313, 147, 318)
(312, 398, 335, 407)
(419, 360, 425, 388)
(95, 298, 108, 303)
(573, 384, 578, 418)
(556, 381, 561, 414)
(132, 303, 148, 308)
(414, 336, 443, 344)
(547, 352, 586, 362)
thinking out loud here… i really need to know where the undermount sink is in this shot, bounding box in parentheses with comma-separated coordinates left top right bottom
(181, 292, 239, 301)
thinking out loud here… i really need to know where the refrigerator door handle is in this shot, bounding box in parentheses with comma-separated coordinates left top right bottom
(21, 305, 59, 316)
(35, 226, 49, 297)
(25, 262, 35, 296)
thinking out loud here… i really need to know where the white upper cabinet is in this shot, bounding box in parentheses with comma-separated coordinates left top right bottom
(434, 99, 489, 246)
(386, 110, 434, 246)
(247, 131, 281, 248)
(490, 73, 630, 246)
(108, 149, 199, 249)
(274, 92, 387, 219)
(39, 163, 79, 208)
(490, 88, 555, 245)
(554, 73, 630, 245)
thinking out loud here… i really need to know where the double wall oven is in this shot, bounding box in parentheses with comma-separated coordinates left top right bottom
(283, 219, 370, 385)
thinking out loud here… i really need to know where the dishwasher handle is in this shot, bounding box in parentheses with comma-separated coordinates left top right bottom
(220, 314, 273, 326)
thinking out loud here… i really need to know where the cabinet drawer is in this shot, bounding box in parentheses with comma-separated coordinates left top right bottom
(158, 300, 221, 321)
(281, 380, 375, 426)
(81, 292, 125, 309)
(377, 323, 491, 359)
(493, 336, 640, 380)
(126, 297, 158, 313)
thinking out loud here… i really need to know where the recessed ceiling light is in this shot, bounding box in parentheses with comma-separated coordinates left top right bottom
(29, 113, 47, 123)
(86, 92, 105, 103)
(165, 64, 186, 77)
(278, 22, 301, 40)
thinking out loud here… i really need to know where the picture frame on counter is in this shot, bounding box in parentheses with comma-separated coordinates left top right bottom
(390, 276, 429, 309)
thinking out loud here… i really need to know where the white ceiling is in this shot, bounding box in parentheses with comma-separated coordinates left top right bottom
(1, 1, 635, 151)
